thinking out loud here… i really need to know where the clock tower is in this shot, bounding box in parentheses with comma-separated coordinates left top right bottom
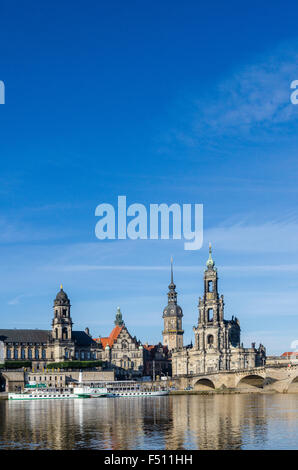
(162, 258, 184, 351)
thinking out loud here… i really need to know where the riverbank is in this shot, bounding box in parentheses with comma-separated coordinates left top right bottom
(169, 389, 282, 395)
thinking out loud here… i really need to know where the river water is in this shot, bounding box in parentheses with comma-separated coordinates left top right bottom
(0, 394, 298, 450)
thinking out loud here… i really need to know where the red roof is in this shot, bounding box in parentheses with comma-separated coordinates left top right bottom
(94, 325, 124, 348)
(143, 344, 155, 351)
(281, 352, 298, 357)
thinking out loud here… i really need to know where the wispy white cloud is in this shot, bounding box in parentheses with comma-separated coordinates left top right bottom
(171, 43, 298, 146)
(0, 216, 80, 244)
(7, 294, 31, 305)
(205, 217, 298, 253)
(42, 263, 298, 274)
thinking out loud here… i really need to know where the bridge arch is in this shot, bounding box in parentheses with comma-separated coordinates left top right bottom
(194, 378, 215, 391)
(0, 373, 7, 392)
(237, 374, 265, 389)
(287, 376, 298, 393)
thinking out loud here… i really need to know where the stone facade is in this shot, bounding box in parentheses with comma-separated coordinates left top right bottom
(95, 308, 144, 378)
(0, 286, 98, 370)
(172, 245, 266, 376)
(143, 343, 172, 378)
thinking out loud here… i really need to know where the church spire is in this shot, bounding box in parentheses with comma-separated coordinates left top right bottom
(168, 256, 177, 303)
(206, 242, 215, 269)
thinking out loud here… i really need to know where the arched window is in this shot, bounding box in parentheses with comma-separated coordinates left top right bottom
(55, 328, 58, 339)
(62, 328, 68, 340)
(21, 348, 25, 359)
(6, 349, 11, 359)
(121, 340, 128, 350)
(14, 349, 18, 359)
(208, 280, 213, 292)
(28, 348, 32, 359)
(35, 349, 39, 359)
(207, 309, 213, 322)
(42, 349, 46, 359)
(207, 335, 214, 346)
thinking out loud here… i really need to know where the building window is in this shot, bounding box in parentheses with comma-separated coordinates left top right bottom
(208, 280, 213, 292)
(65, 350, 69, 359)
(14, 349, 18, 359)
(207, 335, 214, 346)
(28, 349, 32, 359)
(21, 348, 25, 359)
(35, 349, 39, 359)
(207, 309, 213, 322)
(42, 349, 46, 359)
(7, 349, 11, 359)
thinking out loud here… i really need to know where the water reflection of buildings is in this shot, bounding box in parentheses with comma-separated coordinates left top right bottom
(166, 395, 269, 450)
(0, 398, 171, 450)
(2, 395, 298, 450)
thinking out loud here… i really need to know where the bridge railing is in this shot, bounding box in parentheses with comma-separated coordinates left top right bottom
(173, 365, 267, 380)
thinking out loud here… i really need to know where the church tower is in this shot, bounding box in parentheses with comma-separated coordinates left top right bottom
(162, 258, 184, 351)
(193, 244, 240, 362)
(198, 243, 224, 327)
(52, 285, 73, 341)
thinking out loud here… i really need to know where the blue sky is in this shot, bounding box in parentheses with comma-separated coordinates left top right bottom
(1, 1, 298, 354)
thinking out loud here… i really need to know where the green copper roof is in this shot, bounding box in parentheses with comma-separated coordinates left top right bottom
(206, 243, 215, 269)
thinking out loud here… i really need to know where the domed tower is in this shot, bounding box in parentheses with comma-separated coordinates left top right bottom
(162, 258, 184, 351)
(52, 284, 73, 341)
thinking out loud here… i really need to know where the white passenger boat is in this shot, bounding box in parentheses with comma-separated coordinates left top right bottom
(8, 389, 83, 400)
(107, 389, 169, 397)
(72, 385, 108, 398)
(106, 382, 169, 397)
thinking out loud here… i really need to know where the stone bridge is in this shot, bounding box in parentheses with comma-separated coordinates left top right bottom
(0, 371, 24, 392)
(2, 365, 298, 393)
(173, 364, 298, 393)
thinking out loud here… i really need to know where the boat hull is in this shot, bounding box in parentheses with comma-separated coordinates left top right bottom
(8, 393, 82, 400)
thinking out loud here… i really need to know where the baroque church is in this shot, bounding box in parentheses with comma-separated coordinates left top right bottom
(162, 245, 266, 375)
